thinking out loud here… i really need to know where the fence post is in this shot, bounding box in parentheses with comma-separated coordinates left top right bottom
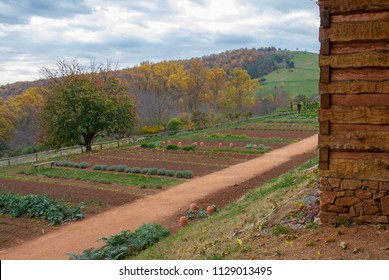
(117, 140, 119, 147)
(35, 153, 38, 162)
(7, 158, 10, 166)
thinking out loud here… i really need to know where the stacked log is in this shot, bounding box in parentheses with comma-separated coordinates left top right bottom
(318, 0, 389, 223)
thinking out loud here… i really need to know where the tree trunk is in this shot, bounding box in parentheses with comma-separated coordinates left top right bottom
(83, 134, 95, 152)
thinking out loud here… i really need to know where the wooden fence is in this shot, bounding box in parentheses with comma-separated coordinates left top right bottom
(0, 113, 291, 168)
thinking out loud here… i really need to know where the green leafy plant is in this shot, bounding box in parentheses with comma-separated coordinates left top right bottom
(141, 143, 156, 149)
(166, 145, 179, 150)
(0, 191, 84, 225)
(131, 167, 141, 174)
(78, 162, 88, 169)
(117, 165, 127, 172)
(167, 118, 183, 131)
(106, 165, 118, 172)
(141, 168, 149, 174)
(157, 169, 167, 176)
(147, 168, 159, 175)
(245, 143, 253, 149)
(165, 170, 175, 177)
(70, 224, 169, 260)
(93, 164, 108, 171)
(175, 170, 193, 179)
(257, 144, 271, 151)
(183, 146, 196, 151)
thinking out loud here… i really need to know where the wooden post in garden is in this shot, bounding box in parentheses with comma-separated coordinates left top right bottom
(318, 0, 389, 224)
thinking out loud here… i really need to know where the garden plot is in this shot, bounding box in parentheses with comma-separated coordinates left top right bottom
(0, 113, 319, 250)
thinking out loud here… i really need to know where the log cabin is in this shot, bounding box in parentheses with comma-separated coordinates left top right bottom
(318, 0, 389, 224)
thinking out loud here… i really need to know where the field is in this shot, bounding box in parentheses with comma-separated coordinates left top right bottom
(257, 52, 319, 97)
(0, 113, 318, 250)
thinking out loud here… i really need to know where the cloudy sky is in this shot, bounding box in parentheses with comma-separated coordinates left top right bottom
(0, 0, 319, 85)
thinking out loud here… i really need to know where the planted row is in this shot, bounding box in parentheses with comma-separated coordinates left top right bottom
(245, 143, 271, 151)
(0, 191, 84, 225)
(70, 223, 169, 260)
(141, 142, 197, 152)
(92, 164, 193, 179)
(54, 161, 88, 169)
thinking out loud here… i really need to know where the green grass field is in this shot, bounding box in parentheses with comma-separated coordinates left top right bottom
(257, 52, 319, 97)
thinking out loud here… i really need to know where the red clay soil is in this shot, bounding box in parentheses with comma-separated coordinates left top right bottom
(0, 178, 139, 206)
(73, 145, 286, 176)
(0, 135, 318, 259)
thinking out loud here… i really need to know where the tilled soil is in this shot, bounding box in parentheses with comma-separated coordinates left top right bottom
(0, 135, 319, 259)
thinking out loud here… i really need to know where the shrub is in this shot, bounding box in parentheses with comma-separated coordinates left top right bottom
(166, 145, 179, 150)
(165, 170, 175, 177)
(141, 168, 149, 174)
(157, 169, 167, 176)
(117, 165, 127, 172)
(78, 162, 88, 169)
(106, 165, 118, 172)
(147, 168, 159, 175)
(132, 167, 141, 174)
(167, 118, 183, 131)
(183, 146, 196, 151)
(141, 143, 156, 149)
(175, 170, 193, 179)
(70, 224, 169, 260)
(139, 125, 164, 135)
(0, 191, 84, 225)
(93, 164, 108, 171)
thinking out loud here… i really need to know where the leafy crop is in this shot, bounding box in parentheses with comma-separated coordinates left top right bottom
(93, 164, 108, 171)
(166, 145, 179, 150)
(0, 191, 84, 225)
(141, 143, 156, 149)
(175, 170, 193, 179)
(183, 146, 196, 151)
(70, 224, 169, 260)
(106, 165, 118, 172)
(55, 161, 88, 169)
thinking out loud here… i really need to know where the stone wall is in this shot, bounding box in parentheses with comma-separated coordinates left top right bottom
(320, 178, 389, 224)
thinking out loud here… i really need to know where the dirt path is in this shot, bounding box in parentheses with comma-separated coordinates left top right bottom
(0, 134, 318, 260)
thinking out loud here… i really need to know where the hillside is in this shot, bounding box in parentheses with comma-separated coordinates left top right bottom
(133, 159, 389, 260)
(0, 47, 292, 97)
(257, 52, 319, 97)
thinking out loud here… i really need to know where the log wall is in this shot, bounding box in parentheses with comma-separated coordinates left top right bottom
(318, 0, 389, 224)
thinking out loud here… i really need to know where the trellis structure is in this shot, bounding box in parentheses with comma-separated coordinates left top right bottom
(318, 0, 389, 223)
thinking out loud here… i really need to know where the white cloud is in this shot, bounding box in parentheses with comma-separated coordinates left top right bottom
(0, 0, 320, 86)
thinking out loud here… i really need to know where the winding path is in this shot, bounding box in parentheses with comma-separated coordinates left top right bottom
(0, 134, 318, 260)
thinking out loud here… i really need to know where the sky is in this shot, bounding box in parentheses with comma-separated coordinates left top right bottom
(0, 0, 320, 85)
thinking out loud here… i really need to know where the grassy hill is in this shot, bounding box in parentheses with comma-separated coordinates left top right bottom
(257, 52, 319, 98)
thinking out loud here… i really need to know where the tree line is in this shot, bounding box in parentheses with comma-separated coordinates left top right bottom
(0, 48, 311, 156)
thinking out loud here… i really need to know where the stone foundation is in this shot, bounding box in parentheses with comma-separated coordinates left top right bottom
(320, 177, 389, 224)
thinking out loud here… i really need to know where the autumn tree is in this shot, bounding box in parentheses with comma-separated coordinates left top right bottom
(206, 67, 227, 111)
(186, 58, 207, 112)
(7, 87, 44, 147)
(0, 98, 14, 143)
(221, 68, 260, 115)
(40, 59, 135, 151)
